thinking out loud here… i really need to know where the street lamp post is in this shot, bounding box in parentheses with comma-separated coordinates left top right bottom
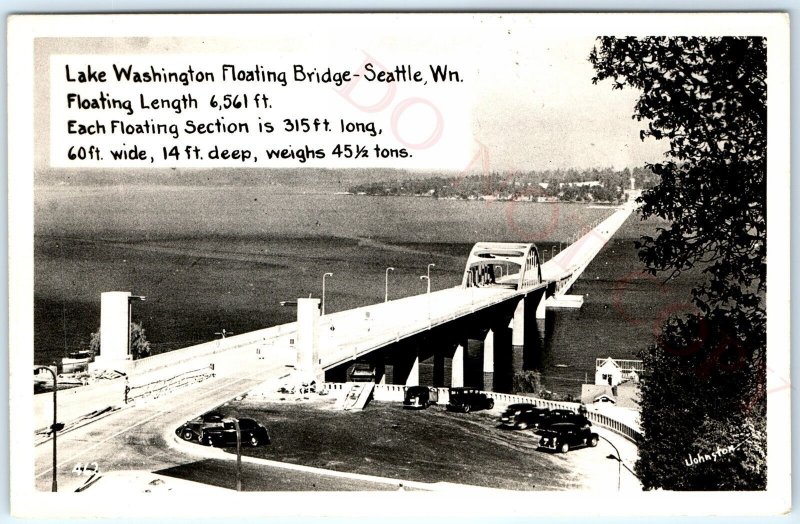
(419, 276, 431, 321)
(321, 272, 333, 315)
(427, 263, 436, 287)
(384, 267, 395, 302)
(233, 418, 242, 491)
(35, 365, 60, 492)
(600, 435, 622, 491)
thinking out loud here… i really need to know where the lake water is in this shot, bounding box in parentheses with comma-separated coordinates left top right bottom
(34, 186, 700, 396)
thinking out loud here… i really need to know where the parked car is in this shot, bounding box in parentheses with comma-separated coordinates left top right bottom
(543, 409, 591, 428)
(499, 403, 550, 430)
(536, 422, 599, 453)
(61, 350, 94, 373)
(203, 418, 271, 447)
(176, 411, 226, 443)
(446, 387, 494, 413)
(403, 386, 439, 409)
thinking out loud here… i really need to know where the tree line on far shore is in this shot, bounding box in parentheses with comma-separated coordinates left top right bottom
(348, 166, 658, 203)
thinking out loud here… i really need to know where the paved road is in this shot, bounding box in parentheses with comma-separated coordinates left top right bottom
(35, 352, 404, 493)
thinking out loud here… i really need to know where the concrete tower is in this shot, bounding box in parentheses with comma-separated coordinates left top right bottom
(91, 291, 132, 372)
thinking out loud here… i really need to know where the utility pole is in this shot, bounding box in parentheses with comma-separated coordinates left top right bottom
(35, 365, 60, 491)
(234, 418, 242, 492)
(322, 272, 333, 315)
(385, 267, 395, 302)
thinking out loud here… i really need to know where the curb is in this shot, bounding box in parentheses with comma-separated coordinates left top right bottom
(166, 431, 504, 492)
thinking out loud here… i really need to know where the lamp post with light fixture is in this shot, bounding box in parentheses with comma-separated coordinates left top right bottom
(321, 272, 333, 315)
(34, 365, 62, 492)
(385, 267, 395, 302)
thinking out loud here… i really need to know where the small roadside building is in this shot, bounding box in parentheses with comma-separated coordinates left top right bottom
(581, 381, 640, 409)
(595, 357, 622, 386)
(594, 357, 643, 387)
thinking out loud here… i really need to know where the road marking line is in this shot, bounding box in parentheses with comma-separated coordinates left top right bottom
(35, 362, 283, 479)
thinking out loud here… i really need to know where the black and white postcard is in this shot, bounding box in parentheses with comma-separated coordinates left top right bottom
(7, 12, 791, 517)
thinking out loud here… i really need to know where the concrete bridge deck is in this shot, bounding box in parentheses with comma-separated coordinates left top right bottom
(319, 283, 544, 369)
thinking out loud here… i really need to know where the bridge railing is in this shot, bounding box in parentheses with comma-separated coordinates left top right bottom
(324, 383, 641, 444)
(126, 321, 298, 377)
(473, 391, 642, 444)
(321, 287, 539, 369)
(125, 365, 216, 404)
(586, 411, 641, 443)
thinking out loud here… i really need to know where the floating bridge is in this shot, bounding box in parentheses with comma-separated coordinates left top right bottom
(80, 200, 636, 396)
(36, 200, 636, 429)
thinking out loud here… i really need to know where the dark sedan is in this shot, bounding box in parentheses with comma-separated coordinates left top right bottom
(536, 422, 599, 453)
(543, 409, 591, 428)
(203, 418, 271, 447)
(446, 387, 494, 413)
(499, 404, 550, 430)
(175, 411, 226, 443)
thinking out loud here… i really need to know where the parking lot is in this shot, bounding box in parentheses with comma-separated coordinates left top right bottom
(180, 395, 636, 491)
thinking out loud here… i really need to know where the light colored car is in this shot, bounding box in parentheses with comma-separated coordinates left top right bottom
(403, 386, 439, 409)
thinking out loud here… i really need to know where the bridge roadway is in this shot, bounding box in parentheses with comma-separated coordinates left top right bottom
(32, 202, 635, 493)
(318, 283, 545, 370)
(318, 202, 634, 369)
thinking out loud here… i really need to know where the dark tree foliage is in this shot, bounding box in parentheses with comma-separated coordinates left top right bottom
(89, 321, 152, 360)
(512, 370, 543, 395)
(590, 37, 766, 490)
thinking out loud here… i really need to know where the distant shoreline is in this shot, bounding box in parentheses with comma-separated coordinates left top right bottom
(341, 192, 625, 206)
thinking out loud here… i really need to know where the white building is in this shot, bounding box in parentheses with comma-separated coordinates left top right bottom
(594, 357, 643, 387)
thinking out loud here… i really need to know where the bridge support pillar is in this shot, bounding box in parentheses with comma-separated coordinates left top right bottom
(296, 298, 323, 383)
(535, 292, 546, 320)
(452, 343, 465, 388)
(482, 329, 495, 391)
(92, 291, 132, 372)
(383, 361, 395, 384)
(510, 297, 531, 377)
(433, 352, 445, 387)
(511, 299, 525, 347)
(405, 351, 420, 387)
(375, 358, 386, 384)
